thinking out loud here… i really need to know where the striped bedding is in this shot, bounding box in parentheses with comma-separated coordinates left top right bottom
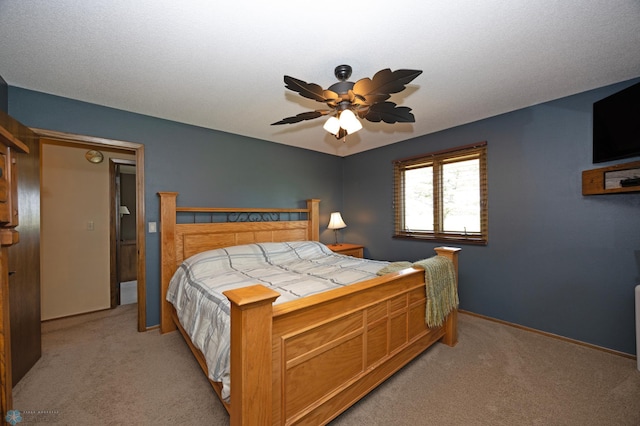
(166, 241, 390, 401)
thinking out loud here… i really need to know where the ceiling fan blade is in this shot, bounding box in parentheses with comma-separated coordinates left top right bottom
(363, 102, 416, 124)
(355, 106, 370, 119)
(353, 69, 422, 104)
(283, 76, 339, 103)
(323, 89, 340, 103)
(350, 90, 389, 107)
(271, 110, 330, 125)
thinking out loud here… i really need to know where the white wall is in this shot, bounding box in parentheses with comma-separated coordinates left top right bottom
(41, 142, 134, 320)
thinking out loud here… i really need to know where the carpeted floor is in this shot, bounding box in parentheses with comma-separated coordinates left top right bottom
(12, 305, 640, 425)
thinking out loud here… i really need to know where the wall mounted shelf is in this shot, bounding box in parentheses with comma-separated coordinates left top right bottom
(582, 160, 640, 195)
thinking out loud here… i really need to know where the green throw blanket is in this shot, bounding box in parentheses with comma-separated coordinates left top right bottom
(377, 256, 458, 327)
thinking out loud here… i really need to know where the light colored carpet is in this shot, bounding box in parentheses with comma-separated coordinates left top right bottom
(12, 305, 640, 425)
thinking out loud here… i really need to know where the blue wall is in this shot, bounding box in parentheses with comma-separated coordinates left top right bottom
(9, 78, 640, 354)
(343, 78, 640, 355)
(8, 87, 344, 328)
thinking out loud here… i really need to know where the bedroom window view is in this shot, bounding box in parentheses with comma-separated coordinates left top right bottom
(394, 142, 488, 244)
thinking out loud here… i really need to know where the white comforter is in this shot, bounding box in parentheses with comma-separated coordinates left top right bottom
(166, 241, 389, 401)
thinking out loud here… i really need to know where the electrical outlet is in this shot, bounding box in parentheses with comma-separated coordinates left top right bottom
(87, 221, 94, 231)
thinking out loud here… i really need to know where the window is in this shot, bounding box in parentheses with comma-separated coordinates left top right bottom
(393, 142, 487, 244)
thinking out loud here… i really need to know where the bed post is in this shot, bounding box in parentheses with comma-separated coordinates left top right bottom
(158, 192, 178, 334)
(434, 246, 461, 347)
(224, 285, 280, 426)
(307, 199, 320, 241)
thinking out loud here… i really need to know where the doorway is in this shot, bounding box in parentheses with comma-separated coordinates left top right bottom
(110, 160, 137, 308)
(36, 128, 147, 331)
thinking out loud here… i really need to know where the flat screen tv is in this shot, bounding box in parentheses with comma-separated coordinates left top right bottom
(593, 81, 640, 163)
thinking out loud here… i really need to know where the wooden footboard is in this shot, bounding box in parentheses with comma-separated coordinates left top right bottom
(224, 247, 460, 426)
(158, 192, 460, 425)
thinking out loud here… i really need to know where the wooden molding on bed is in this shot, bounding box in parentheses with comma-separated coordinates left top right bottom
(158, 192, 460, 425)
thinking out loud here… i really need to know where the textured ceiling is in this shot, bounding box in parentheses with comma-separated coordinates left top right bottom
(1, 1, 639, 156)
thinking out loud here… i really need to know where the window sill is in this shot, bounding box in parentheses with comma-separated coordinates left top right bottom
(393, 234, 487, 246)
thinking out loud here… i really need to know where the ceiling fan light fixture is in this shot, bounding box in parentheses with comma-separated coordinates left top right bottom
(272, 65, 422, 139)
(323, 116, 341, 135)
(338, 109, 362, 134)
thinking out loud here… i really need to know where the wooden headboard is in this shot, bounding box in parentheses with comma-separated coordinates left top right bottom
(158, 192, 320, 332)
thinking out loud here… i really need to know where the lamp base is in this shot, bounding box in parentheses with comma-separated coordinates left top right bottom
(333, 229, 341, 246)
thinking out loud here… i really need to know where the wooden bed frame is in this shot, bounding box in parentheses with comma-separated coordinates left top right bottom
(158, 192, 460, 425)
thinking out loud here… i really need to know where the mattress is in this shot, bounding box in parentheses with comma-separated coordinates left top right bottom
(166, 241, 390, 401)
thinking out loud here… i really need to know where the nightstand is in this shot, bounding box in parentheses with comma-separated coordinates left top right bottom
(327, 243, 364, 258)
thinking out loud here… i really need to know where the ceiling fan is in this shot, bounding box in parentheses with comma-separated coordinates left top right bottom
(271, 65, 423, 139)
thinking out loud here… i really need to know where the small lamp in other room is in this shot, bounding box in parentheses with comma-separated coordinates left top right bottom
(327, 212, 347, 245)
(119, 205, 131, 217)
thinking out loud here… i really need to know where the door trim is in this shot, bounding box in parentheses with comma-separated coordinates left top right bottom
(34, 128, 147, 332)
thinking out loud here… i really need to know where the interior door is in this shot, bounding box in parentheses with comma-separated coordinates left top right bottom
(7, 121, 40, 386)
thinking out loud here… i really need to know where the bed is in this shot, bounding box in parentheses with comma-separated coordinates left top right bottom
(158, 192, 461, 425)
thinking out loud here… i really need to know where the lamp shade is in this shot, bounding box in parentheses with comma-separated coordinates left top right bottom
(119, 205, 131, 215)
(323, 116, 341, 135)
(327, 212, 347, 230)
(338, 109, 362, 134)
